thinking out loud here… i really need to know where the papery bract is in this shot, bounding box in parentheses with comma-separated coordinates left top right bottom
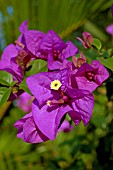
(18, 20, 46, 59)
(72, 60, 109, 92)
(58, 120, 74, 133)
(16, 21, 44, 65)
(26, 69, 94, 140)
(19, 20, 28, 33)
(72, 53, 86, 68)
(106, 24, 113, 36)
(14, 112, 49, 143)
(23, 30, 45, 59)
(39, 30, 78, 70)
(0, 44, 29, 100)
(18, 21, 78, 73)
(77, 32, 94, 48)
(0, 44, 23, 83)
(15, 92, 34, 112)
(1, 20, 109, 145)
(16, 22, 39, 68)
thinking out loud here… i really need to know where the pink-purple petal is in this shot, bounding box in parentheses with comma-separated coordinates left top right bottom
(24, 30, 45, 58)
(58, 120, 74, 132)
(19, 20, 28, 33)
(69, 92, 94, 126)
(14, 112, 49, 143)
(15, 92, 33, 112)
(73, 61, 109, 92)
(47, 53, 63, 70)
(23, 117, 48, 143)
(106, 24, 113, 36)
(60, 41, 78, 60)
(91, 60, 109, 85)
(0, 44, 18, 67)
(40, 30, 66, 52)
(32, 102, 59, 140)
(75, 76, 98, 92)
(0, 44, 23, 82)
(26, 73, 61, 107)
(32, 100, 72, 140)
(76, 37, 88, 48)
(14, 113, 32, 139)
(26, 69, 69, 100)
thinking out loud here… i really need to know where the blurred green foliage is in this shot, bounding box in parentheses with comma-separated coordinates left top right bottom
(0, 87, 113, 170)
(0, 0, 113, 53)
(0, 0, 113, 170)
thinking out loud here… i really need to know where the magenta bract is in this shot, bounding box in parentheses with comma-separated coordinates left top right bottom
(26, 69, 94, 140)
(39, 30, 79, 70)
(72, 60, 109, 92)
(0, 44, 23, 83)
(15, 92, 34, 112)
(14, 113, 49, 143)
(106, 24, 113, 36)
(58, 120, 74, 133)
(0, 20, 108, 144)
(77, 32, 94, 48)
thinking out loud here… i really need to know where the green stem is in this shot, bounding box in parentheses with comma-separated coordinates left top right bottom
(0, 102, 11, 120)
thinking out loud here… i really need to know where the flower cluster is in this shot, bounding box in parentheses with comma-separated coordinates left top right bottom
(0, 20, 109, 143)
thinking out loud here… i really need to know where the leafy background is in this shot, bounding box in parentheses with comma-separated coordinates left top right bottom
(0, 0, 113, 169)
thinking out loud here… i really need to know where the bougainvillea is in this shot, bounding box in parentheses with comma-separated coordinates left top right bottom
(0, 20, 109, 143)
(106, 24, 113, 36)
(15, 92, 34, 112)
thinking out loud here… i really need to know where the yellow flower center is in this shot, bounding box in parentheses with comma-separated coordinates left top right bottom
(46, 100, 51, 106)
(50, 80, 62, 90)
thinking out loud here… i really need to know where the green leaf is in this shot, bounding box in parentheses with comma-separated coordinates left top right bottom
(19, 79, 31, 95)
(97, 57, 113, 71)
(92, 38, 102, 50)
(25, 59, 47, 77)
(10, 81, 17, 87)
(0, 87, 11, 106)
(0, 71, 13, 86)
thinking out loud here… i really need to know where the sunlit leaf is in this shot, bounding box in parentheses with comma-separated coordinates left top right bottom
(97, 57, 113, 71)
(25, 59, 47, 77)
(0, 71, 13, 86)
(0, 87, 11, 106)
(92, 38, 102, 50)
(19, 79, 31, 95)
